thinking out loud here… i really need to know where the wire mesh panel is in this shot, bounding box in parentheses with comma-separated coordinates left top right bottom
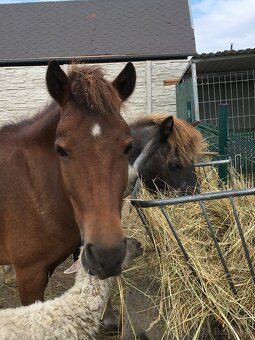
(176, 77, 196, 122)
(197, 70, 255, 130)
(198, 124, 255, 185)
(198, 124, 219, 153)
(176, 70, 255, 184)
(229, 131, 255, 185)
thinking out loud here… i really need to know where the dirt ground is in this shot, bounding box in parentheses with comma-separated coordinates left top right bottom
(0, 202, 142, 340)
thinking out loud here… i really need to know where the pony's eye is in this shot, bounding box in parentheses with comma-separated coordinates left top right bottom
(124, 141, 134, 155)
(169, 163, 180, 171)
(54, 144, 69, 158)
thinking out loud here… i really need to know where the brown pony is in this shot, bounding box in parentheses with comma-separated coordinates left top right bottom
(0, 60, 136, 305)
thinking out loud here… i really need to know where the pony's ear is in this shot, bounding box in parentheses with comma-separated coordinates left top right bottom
(46, 60, 71, 106)
(160, 116, 174, 141)
(112, 62, 136, 101)
(64, 260, 81, 274)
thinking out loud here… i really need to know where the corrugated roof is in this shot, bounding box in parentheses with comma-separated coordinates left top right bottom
(0, 0, 195, 65)
(181, 48, 255, 78)
(195, 48, 255, 60)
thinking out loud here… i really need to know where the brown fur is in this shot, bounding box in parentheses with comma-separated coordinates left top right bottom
(130, 113, 206, 165)
(69, 64, 123, 115)
(0, 61, 136, 305)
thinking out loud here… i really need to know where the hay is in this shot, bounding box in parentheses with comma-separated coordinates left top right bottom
(122, 168, 255, 339)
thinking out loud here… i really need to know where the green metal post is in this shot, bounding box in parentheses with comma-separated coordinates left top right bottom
(186, 101, 192, 122)
(218, 103, 228, 183)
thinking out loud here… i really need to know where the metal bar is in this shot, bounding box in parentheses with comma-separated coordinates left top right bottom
(135, 206, 156, 250)
(199, 201, 237, 295)
(202, 167, 209, 183)
(131, 187, 255, 208)
(131, 178, 142, 199)
(235, 72, 239, 130)
(241, 72, 245, 130)
(213, 74, 217, 122)
(218, 103, 229, 183)
(131, 179, 160, 251)
(191, 62, 200, 121)
(229, 197, 255, 283)
(194, 159, 231, 184)
(194, 159, 231, 168)
(160, 207, 200, 282)
(132, 179, 199, 279)
(229, 72, 234, 130)
(218, 74, 222, 108)
(246, 70, 251, 131)
(253, 69, 255, 131)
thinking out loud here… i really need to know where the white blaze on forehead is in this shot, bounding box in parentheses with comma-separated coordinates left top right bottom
(91, 123, 102, 137)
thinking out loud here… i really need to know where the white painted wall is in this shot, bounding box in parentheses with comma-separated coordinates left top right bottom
(0, 60, 188, 126)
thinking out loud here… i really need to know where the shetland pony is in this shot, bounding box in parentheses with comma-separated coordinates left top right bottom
(128, 114, 205, 194)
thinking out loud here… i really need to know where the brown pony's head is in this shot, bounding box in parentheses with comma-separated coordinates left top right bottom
(46, 61, 136, 279)
(129, 114, 206, 194)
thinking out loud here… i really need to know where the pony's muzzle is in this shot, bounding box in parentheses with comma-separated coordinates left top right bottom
(82, 239, 126, 279)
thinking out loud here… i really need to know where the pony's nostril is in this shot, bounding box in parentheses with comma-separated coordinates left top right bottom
(86, 243, 94, 259)
(84, 239, 126, 278)
(86, 244, 108, 270)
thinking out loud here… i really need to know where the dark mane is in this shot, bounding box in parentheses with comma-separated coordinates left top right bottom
(68, 64, 122, 115)
(130, 113, 206, 164)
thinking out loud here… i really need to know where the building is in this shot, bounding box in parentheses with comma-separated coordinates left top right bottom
(176, 48, 255, 130)
(0, 0, 195, 125)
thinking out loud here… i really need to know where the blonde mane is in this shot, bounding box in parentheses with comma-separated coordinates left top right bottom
(131, 113, 206, 165)
(68, 64, 122, 115)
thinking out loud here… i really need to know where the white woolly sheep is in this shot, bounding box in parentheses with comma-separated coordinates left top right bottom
(0, 238, 142, 340)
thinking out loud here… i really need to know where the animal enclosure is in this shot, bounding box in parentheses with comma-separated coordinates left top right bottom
(176, 50, 255, 131)
(176, 52, 255, 186)
(197, 69, 255, 130)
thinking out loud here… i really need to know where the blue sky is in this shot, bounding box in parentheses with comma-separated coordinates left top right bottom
(0, 0, 255, 53)
(191, 0, 255, 53)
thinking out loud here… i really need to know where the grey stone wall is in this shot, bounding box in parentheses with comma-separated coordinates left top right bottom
(0, 66, 49, 126)
(0, 60, 188, 126)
